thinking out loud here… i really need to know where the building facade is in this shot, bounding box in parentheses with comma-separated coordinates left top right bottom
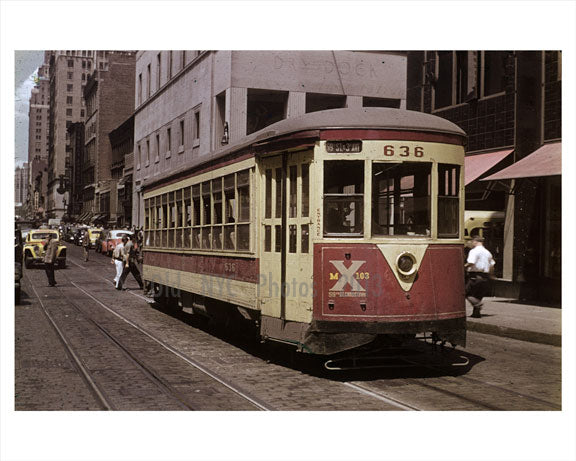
(81, 51, 136, 225)
(15, 163, 29, 210)
(26, 59, 51, 219)
(406, 51, 561, 302)
(108, 115, 134, 227)
(132, 50, 407, 225)
(46, 50, 95, 219)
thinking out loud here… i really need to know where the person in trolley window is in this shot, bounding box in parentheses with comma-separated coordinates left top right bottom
(111, 237, 125, 288)
(465, 236, 496, 318)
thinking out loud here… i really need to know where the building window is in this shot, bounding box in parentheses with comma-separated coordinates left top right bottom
(82, 73, 86, 81)
(81, 109, 84, 117)
(179, 120, 185, 149)
(181, 50, 186, 70)
(167, 127, 172, 155)
(66, 109, 72, 116)
(82, 60, 86, 69)
(363, 96, 401, 108)
(147, 64, 151, 98)
(138, 73, 142, 105)
(194, 108, 200, 141)
(66, 96, 73, 105)
(146, 139, 150, 165)
(481, 51, 508, 97)
(246, 89, 288, 135)
(157, 53, 161, 91)
(305, 93, 346, 113)
(168, 50, 173, 79)
(68, 60, 74, 67)
(435, 51, 453, 109)
(67, 84, 73, 92)
(67, 72, 73, 79)
(137, 144, 142, 168)
(156, 134, 160, 162)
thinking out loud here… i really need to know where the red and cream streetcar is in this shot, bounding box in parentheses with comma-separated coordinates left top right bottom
(142, 108, 467, 356)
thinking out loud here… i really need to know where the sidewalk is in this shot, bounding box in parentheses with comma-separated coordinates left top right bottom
(466, 297, 561, 347)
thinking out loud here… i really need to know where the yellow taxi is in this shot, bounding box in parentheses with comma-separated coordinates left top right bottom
(86, 228, 103, 249)
(23, 229, 67, 269)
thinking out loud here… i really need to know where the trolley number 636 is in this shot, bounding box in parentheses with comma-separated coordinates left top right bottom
(384, 145, 424, 157)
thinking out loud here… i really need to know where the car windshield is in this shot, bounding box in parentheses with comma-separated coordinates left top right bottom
(31, 232, 58, 240)
(115, 232, 130, 238)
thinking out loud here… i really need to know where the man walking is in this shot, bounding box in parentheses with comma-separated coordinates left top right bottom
(82, 229, 90, 262)
(117, 235, 144, 291)
(43, 234, 59, 287)
(465, 236, 495, 318)
(111, 238, 125, 288)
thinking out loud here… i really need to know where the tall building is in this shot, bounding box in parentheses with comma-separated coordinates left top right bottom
(80, 51, 136, 225)
(108, 115, 134, 227)
(26, 58, 51, 219)
(132, 50, 407, 225)
(406, 51, 561, 302)
(15, 163, 29, 214)
(46, 50, 95, 219)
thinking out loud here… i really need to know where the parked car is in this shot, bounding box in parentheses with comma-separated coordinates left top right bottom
(22, 229, 67, 269)
(101, 230, 134, 256)
(15, 228, 23, 303)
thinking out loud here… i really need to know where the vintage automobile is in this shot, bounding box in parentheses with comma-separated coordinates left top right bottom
(101, 230, 133, 256)
(15, 228, 23, 303)
(22, 229, 67, 269)
(89, 228, 103, 249)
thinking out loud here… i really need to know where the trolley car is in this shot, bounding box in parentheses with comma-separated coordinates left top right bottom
(142, 108, 467, 356)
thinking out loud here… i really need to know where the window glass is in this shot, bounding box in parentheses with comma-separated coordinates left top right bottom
(265, 169, 272, 219)
(238, 171, 250, 222)
(289, 165, 297, 218)
(437, 164, 460, 238)
(224, 175, 236, 223)
(301, 163, 309, 217)
(275, 167, 282, 219)
(301, 224, 309, 253)
(372, 162, 431, 237)
(323, 161, 364, 236)
(212, 178, 223, 224)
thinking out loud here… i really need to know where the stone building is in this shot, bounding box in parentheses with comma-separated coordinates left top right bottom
(26, 59, 50, 219)
(406, 51, 561, 302)
(14, 163, 29, 210)
(46, 50, 95, 219)
(132, 50, 407, 225)
(108, 115, 134, 227)
(81, 51, 136, 225)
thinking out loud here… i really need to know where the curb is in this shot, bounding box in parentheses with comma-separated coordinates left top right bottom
(466, 320, 561, 347)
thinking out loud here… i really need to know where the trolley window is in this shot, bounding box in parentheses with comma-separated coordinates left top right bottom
(437, 164, 460, 238)
(372, 162, 431, 237)
(323, 160, 364, 236)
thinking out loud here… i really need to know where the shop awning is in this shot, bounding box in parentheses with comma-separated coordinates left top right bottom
(465, 149, 513, 185)
(482, 142, 561, 181)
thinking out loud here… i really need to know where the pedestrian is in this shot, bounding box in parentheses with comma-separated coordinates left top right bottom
(43, 234, 59, 287)
(117, 235, 144, 291)
(82, 229, 90, 262)
(111, 238, 125, 288)
(465, 236, 495, 318)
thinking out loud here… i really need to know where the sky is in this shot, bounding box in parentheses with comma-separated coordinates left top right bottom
(14, 50, 45, 167)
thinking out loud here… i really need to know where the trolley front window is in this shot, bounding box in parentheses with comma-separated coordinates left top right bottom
(372, 162, 431, 237)
(323, 160, 364, 236)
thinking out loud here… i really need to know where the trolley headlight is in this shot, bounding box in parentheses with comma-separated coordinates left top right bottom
(34, 245, 41, 255)
(396, 252, 417, 277)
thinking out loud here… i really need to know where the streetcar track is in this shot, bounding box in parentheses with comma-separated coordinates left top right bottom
(343, 382, 421, 411)
(58, 288, 197, 411)
(66, 277, 273, 411)
(401, 355, 562, 410)
(28, 280, 115, 411)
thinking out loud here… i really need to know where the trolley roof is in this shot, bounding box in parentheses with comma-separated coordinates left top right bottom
(142, 107, 466, 190)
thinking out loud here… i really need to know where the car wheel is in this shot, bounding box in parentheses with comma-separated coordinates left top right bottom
(24, 256, 32, 269)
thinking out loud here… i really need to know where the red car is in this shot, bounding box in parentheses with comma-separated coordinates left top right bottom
(101, 230, 134, 256)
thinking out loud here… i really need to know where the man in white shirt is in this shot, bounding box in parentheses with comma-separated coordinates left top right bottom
(465, 236, 495, 318)
(111, 240, 125, 288)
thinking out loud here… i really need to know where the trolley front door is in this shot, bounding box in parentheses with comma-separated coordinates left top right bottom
(260, 151, 314, 323)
